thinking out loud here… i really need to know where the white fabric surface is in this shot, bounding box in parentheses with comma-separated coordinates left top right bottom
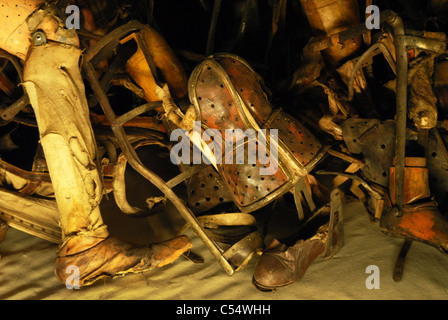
(0, 196, 447, 300)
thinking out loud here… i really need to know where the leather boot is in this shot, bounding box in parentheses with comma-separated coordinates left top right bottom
(252, 195, 344, 291)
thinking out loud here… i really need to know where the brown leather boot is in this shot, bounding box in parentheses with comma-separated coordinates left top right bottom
(252, 195, 344, 291)
(55, 235, 192, 287)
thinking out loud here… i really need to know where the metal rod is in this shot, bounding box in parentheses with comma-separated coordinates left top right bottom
(166, 165, 201, 189)
(1, 95, 29, 121)
(85, 20, 145, 64)
(205, 0, 222, 56)
(386, 11, 407, 214)
(115, 102, 162, 126)
(135, 31, 160, 84)
(393, 238, 413, 281)
(346, 41, 397, 101)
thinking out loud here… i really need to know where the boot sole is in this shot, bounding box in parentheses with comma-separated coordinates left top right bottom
(252, 276, 292, 292)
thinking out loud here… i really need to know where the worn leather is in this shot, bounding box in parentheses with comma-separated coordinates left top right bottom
(253, 209, 344, 290)
(23, 44, 107, 242)
(253, 238, 326, 290)
(55, 235, 192, 287)
(380, 201, 448, 254)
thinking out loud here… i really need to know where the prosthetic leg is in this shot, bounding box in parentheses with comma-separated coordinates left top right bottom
(0, 1, 191, 287)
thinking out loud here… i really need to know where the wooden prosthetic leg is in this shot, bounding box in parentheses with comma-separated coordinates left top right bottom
(22, 43, 191, 287)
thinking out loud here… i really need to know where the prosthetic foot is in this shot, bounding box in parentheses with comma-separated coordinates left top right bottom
(381, 157, 448, 255)
(381, 201, 448, 254)
(55, 235, 191, 287)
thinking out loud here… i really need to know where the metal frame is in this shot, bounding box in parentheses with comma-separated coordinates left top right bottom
(317, 10, 446, 216)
